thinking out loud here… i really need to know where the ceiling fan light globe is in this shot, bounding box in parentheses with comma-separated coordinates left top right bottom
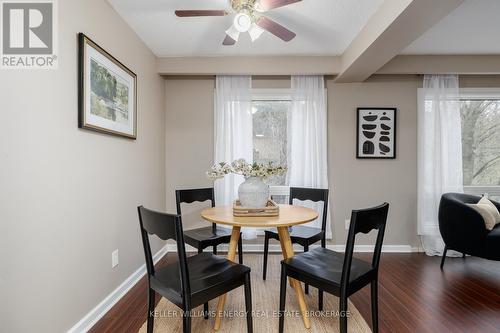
(233, 13, 252, 32)
(249, 24, 265, 41)
(225, 24, 240, 41)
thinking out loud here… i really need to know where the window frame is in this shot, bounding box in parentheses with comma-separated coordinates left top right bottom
(251, 89, 292, 191)
(251, 88, 293, 102)
(459, 89, 500, 197)
(251, 90, 293, 234)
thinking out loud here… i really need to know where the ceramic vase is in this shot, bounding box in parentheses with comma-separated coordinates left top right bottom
(238, 176, 269, 208)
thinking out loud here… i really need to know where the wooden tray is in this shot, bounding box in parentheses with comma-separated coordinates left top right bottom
(233, 199, 279, 217)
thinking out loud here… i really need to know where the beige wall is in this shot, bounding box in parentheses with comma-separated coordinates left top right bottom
(0, 0, 165, 332)
(165, 77, 215, 227)
(164, 75, 421, 247)
(328, 75, 419, 247)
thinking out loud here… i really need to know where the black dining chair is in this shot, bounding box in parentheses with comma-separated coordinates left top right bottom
(138, 206, 253, 333)
(176, 188, 243, 264)
(278, 203, 389, 333)
(263, 187, 329, 294)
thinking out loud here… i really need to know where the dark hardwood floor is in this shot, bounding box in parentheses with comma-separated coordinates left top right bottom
(89, 253, 500, 333)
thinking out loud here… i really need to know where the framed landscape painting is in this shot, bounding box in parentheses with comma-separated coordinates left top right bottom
(78, 33, 137, 139)
(356, 108, 397, 159)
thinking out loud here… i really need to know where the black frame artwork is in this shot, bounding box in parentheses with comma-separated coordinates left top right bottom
(356, 108, 397, 159)
(78, 33, 137, 139)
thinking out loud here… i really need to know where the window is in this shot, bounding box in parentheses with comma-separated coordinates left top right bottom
(251, 90, 292, 204)
(251, 90, 291, 187)
(460, 89, 500, 201)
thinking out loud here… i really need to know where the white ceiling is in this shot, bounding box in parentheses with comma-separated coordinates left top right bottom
(402, 0, 500, 55)
(108, 0, 384, 57)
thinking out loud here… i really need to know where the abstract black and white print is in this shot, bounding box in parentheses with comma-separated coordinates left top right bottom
(356, 108, 397, 159)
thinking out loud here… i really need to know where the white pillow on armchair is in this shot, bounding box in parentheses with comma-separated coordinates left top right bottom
(467, 194, 500, 230)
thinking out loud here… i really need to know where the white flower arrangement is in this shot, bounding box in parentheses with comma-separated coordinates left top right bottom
(207, 158, 287, 180)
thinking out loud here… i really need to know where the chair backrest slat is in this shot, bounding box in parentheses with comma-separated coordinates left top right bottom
(176, 188, 216, 232)
(289, 187, 329, 232)
(176, 188, 215, 212)
(139, 206, 178, 241)
(341, 203, 389, 290)
(137, 206, 191, 300)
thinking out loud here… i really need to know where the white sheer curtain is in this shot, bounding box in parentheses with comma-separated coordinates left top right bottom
(417, 74, 464, 255)
(288, 75, 332, 238)
(214, 75, 257, 239)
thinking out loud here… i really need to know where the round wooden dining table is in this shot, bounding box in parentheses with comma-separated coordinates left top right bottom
(201, 204, 318, 331)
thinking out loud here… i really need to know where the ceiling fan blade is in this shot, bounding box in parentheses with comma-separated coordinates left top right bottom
(175, 10, 228, 17)
(256, 0, 302, 12)
(257, 17, 296, 42)
(222, 35, 237, 46)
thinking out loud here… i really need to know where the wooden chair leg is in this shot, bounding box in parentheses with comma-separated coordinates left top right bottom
(371, 280, 379, 333)
(279, 264, 287, 333)
(440, 246, 448, 270)
(318, 239, 327, 311)
(203, 302, 209, 319)
(238, 236, 244, 264)
(183, 310, 191, 333)
(263, 233, 269, 280)
(197, 247, 209, 318)
(147, 288, 155, 333)
(304, 243, 309, 294)
(244, 273, 253, 333)
(339, 294, 348, 333)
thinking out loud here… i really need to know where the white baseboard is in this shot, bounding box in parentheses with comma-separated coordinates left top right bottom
(67, 244, 168, 333)
(167, 243, 418, 253)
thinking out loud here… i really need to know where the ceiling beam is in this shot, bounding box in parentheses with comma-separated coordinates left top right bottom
(335, 0, 465, 83)
(156, 54, 500, 76)
(157, 56, 341, 75)
(377, 55, 500, 75)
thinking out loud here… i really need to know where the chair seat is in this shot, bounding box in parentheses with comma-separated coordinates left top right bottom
(184, 226, 232, 249)
(151, 252, 250, 308)
(282, 247, 375, 295)
(265, 226, 323, 245)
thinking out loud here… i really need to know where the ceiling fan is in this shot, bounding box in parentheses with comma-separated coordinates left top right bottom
(175, 0, 301, 45)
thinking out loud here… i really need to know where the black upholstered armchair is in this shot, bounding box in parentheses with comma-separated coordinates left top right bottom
(438, 193, 500, 268)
